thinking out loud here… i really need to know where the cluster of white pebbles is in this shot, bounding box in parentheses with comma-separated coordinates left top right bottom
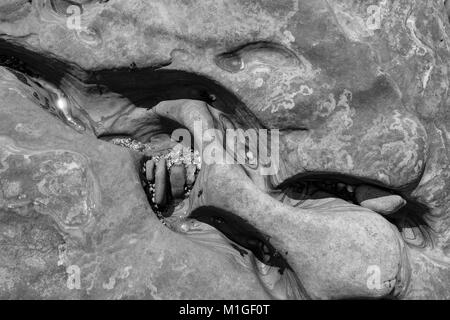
(111, 137, 201, 219)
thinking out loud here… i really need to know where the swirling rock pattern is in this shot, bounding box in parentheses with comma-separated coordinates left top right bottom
(0, 0, 449, 299)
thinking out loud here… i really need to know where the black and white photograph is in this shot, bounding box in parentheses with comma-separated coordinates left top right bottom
(0, 0, 449, 311)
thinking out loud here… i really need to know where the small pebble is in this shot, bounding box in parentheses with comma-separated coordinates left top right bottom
(170, 164, 186, 199)
(355, 185, 406, 215)
(336, 183, 346, 191)
(154, 158, 168, 206)
(145, 159, 155, 182)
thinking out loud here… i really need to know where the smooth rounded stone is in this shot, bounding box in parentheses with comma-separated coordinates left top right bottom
(154, 158, 167, 206)
(145, 159, 155, 182)
(186, 164, 197, 187)
(336, 183, 345, 191)
(170, 164, 186, 198)
(355, 185, 406, 215)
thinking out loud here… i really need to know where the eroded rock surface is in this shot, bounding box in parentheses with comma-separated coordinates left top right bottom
(0, 77, 268, 299)
(0, 0, 449, 299)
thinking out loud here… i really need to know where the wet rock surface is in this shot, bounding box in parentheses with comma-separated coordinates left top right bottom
(0, 0, 449, 299)
(0, 78, 267, 299)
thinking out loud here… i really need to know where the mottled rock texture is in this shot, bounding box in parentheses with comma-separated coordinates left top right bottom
(0, 0, 449, 299)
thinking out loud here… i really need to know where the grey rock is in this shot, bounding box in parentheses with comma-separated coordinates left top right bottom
(170, 164, 186, 199)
